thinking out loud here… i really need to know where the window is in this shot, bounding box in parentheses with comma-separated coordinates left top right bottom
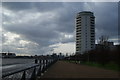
(76, 25, 81, 27)
(76, 44, 81, 46)
(77, 29, 81, 31)
(76, 41, 81, 43)
(91, 44, 94, 45)
(91, 38, 94, 41)
(78, 19, 81, 21)
(76, 30, 81, 32)
(91, 27, 94, 29)
(76, 17, 81, 19)
(90, 17, 94, 18)
(91, 41, 95, 43)
(76, 33, 81, 35)
(76, 38, 80, 40)
(76, 46, 80, 48)
(91, 24, 94, 26)
(91, 30, 94, 32)
(76, 35, 81, 37)
(91, 22, 94, 24)
(91, 36, 94, 37)
(76, 27, 80, 29)
(91, 32, 94, 34)
(76, 22, 81, 24)
(76, 31, 81, 33)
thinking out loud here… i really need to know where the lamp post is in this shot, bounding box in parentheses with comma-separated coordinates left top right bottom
(87, 51, 89, 62)
(50, 49, 54, 55)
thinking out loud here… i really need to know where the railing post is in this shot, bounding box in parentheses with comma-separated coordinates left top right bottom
(39, 59, 41, 64)
(21, 71, 26, 80)
(41, 59, 45, 73)
(46, 59, 47, 67)
(37, 65, 42, 76)
(30, 67, 36, 80)
(45, 59, 48, 70)
(44, 59, 46, 70)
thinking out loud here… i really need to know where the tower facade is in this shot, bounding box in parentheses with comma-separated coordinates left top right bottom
(76, 11, 95, 54)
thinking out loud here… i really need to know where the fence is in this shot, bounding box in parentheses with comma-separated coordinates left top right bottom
(2, 59, 57, 80)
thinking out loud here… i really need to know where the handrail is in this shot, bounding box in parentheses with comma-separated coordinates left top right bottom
(2, 64, 39, 78)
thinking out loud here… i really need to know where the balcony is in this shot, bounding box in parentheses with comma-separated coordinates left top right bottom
(91, 22, 94, 24)
(76, 25, 81, 27)
(90, 17, 95, 19)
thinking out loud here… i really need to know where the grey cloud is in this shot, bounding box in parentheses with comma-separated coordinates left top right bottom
(3, 2, 32, 11)
(3, 23, 60, 46)
(93, 2, 118, 39)
(32, 2, 64, 12)
(2, 2, 64, 12)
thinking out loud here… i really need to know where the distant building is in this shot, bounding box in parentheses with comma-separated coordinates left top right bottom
(8, 53, 16, 58)
(76, 11, 95, 54)
(0, 53, 7, 58)
(0, 52, 16, 58)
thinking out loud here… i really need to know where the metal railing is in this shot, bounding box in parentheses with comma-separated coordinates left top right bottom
(2, 59, 57, 80)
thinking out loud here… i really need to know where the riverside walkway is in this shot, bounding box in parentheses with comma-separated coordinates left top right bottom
(37, 61, 120, 79)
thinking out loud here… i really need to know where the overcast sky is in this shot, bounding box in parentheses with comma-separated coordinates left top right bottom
(1, 2, 119, 56)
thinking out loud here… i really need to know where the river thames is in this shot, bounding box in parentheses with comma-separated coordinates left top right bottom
(1, 58, 35, 76)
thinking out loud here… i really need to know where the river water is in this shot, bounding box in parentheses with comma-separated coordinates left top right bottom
(2, 58, 35, 66)
(1, 58, 35, 76)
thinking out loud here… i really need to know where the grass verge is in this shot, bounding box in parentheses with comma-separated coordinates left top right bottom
(65, 60, 119, 71)
(81, 61, 119, 71)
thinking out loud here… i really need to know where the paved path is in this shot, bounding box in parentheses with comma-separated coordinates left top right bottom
(39, 61, 120, 78)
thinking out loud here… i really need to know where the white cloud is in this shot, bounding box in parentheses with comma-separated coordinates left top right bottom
(3, 32, 20, 44)
(2, 30, 40, 55)
(53, 42, 75, 55)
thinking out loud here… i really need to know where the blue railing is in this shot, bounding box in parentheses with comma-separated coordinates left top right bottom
(2, 59, 57, 80)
